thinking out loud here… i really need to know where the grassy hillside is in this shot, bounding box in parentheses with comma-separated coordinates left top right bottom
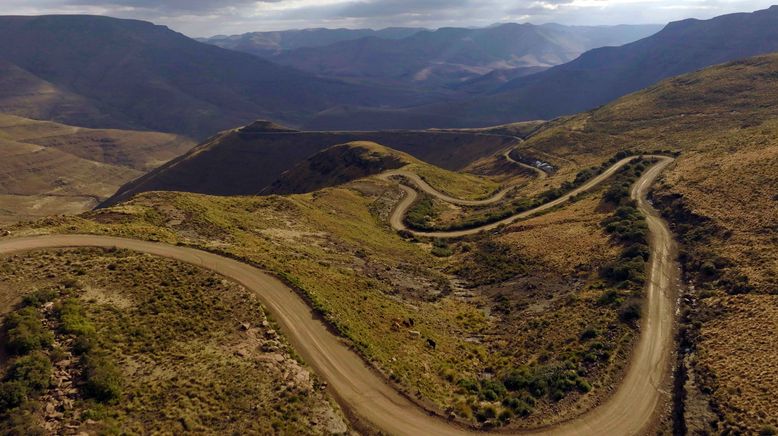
(0, 114, 194, 224)
(0, 248, 346, 434)
(102, 126, 514, 206)
(9, 156, 655, 430)
(509, 54, 778, 433)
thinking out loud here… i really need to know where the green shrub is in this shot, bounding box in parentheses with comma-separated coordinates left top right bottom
(601, 257, 646, 284)
(597, 289, 622, 306)
(431, 245, 453, 257)
(503, 397, 532, 417)
(4, 308, 53, 355)
(579, 327, 598, 341)
(619, 300, 642, 323)
(405, 196, 436, 229)
(475, 405, 497, 422)
(621, 243, 650, 261)
(21, 289, 57, 307)
(57, 298, 96, 337)
(7, 352, 52, 395)
(456, 378, 479, 394)
(82, 354, 123, 403)
(0, 381, 28, 412)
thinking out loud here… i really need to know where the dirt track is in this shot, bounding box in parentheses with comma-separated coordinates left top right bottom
(0, 157, 678, 435)
(386, 155, 672, 238)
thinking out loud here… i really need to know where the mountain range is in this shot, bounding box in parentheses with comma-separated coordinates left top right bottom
(0, 15, 422, 138)
(1, 8, 778, 135)
(342, 5, 778, 130)
(206, 24, 662, 89)
(199, 27, 424, 57)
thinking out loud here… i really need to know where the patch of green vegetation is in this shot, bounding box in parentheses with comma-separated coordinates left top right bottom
(406, 163, 501, 201)
(3, 307, 53, 355)
(6, 352, 52, 396)
(595, 158, 655, 325)
(21, 289, 57, 308)
(54, 298, 123, 404)
(454, 240, 529, 285)
(404, 195, 437, 229)
(451, 359, 594, 425)
(82, 353, 122, 403)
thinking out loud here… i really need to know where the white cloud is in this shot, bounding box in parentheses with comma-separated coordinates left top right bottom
(1, 0, 775, 36)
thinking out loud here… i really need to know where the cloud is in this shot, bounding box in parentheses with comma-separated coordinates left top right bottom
(64, 0, 264, 13)
(4, 0, 778, 36)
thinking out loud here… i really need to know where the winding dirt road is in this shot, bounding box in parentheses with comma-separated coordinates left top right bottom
(0, 156, 678, 435)
(379, 170, 515, 206)
(387, 155, 672, 238)
(502, 146, 548, 179)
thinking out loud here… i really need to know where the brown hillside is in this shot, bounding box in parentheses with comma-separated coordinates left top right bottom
(0, 114, 194, 223)
(514, 53, 778, 432)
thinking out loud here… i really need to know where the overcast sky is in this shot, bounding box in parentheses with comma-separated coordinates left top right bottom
(1, 0, 775, 37)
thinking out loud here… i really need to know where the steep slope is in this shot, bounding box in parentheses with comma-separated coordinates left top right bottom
(0, 114, 194, 223)
(272, 23, 661, 89)
(0, 15, 419, 138)
(101, 124, 515, 206)
(266, 141, 414, 195)
(199, 27, 423, 58)
(511, 54, 778, 433)
(399, 6, 778, 127)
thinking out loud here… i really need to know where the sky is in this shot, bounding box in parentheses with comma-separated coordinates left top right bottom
(1, 0, 776, 37)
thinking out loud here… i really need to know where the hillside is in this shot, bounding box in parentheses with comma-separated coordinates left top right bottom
(9, 158, 655, 431)
(317, 6, 778, 130)
(0, 15, 421, 138)
(271, 23, 661, 89)
(0, 114, 194, 224)
(0, 247, 347, 434)
(266, 141, 414, 195)
(515, 54, 778, 433)
(101, 125, 515, 206)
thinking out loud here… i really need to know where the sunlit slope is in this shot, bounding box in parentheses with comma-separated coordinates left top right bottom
(0, 114, 194, 223)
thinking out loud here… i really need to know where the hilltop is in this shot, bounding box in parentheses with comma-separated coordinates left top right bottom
(101, 125, 516, 206)
(199, 27, 423, 58)
(266, 142, 414, 195)
(0, 114, 193, 224)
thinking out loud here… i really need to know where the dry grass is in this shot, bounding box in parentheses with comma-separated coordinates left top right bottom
(499, 195, 618, 275)
(7, 170, 641, 428)
(504, 55, 778, 296)
(0, 248, 347, 434)
(0, 113, 194, 224)
(696, 294, 778, 434)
